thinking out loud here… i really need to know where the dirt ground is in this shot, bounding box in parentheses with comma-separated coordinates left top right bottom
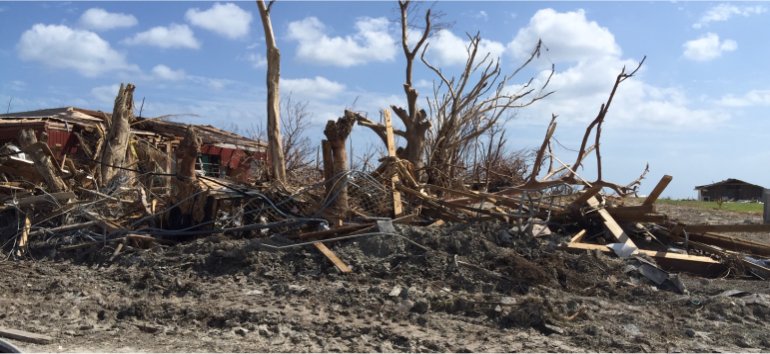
(2, 205, 770, 352)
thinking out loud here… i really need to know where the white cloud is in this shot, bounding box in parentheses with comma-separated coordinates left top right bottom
(79, 8, 138, 31)
(185, 2, 252, 39)
(505, 9, 726, 129)
(287, 16, 397, 67)
(245, 53, 267, 68)
(123, 24, 200, 49)
(475, 10, 488, 21)
(424, 29, 505, 67)
(152, 64, 186, 81)
(717, 90, 770, 107)
(693, 3, 767, 29)
(91, 84, 121, 104)
(683, 33, 737, 62)
(17, 24, 137, 77)
(508, 8, 620, 64)
(414, 79, 432, 89)
(188, 76, 233, 91)
(282, 76, 345, 100)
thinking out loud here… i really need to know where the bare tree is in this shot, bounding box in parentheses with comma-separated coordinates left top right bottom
(281, 94, 313, 172)
(256, 0, 286, 182)
(524, 57, 649, 196)
(422, 34, 553, 187)
(356, 0, 434, 169)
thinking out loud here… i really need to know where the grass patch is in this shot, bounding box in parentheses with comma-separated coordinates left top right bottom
(657, 199, 764, 214)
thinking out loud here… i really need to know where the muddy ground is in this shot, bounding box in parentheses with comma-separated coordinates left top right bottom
(2, 205, 770, 352)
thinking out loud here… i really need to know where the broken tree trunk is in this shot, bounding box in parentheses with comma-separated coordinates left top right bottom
(323, 111, 357, 225)
(100, 83, 135, 185)
(257, 0, 287, 183)
(167, 126, 207, 230)
(18, 129, 68, 192)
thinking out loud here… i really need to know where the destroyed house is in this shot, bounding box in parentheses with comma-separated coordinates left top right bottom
(0, 107, 268, 182)
(694, 178, 766, 201)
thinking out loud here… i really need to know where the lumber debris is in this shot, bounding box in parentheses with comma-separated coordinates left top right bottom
(0, 82, 768, 290)
(0, 327, 53, 345)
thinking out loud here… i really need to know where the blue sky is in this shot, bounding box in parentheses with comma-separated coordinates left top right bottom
(1, 1, 769, 198)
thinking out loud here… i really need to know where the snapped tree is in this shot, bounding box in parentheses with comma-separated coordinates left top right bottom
(357, 0, 553, 187)
(256, 0, 287, 183)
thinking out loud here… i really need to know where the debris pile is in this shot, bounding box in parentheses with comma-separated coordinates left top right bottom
(2, 67, 770, 351)
(1, 76, 769, 296)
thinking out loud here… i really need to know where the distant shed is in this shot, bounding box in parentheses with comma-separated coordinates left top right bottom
(694, 178, 766, 201)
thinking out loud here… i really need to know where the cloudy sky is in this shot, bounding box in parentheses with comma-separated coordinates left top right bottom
(1, 1, 769, 198)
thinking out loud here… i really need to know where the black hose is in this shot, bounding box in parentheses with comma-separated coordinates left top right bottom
(0, 338, 21, 353)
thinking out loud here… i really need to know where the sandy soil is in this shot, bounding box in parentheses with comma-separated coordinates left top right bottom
(2, 208, 770, 352)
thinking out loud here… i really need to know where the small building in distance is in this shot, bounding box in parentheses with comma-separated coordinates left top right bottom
(694, 178, 766, 201)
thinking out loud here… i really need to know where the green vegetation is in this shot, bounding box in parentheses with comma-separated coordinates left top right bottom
(657, 199, 764, 214)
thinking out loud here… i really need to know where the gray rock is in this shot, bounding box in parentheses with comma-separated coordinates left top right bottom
(411, 299, 430, 314)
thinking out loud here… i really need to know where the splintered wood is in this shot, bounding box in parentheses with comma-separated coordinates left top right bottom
(384, 109, 403, 217)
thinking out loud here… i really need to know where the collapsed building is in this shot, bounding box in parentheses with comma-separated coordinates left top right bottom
(0, 106, 269, 184)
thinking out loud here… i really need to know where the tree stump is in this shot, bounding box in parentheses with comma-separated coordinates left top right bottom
(322, 111, 357, 224)
(167, 126, 208, 230)
(100, 83, 135, 185)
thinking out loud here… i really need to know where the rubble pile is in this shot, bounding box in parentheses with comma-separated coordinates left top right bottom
(1, 80, 770, 351)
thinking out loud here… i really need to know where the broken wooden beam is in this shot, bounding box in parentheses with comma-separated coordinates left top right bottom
(297, 223, 374, 240)
(313, 242, 352, 273)
(28, 220, 100, 237)
(682, 224, 770, 234)
(586, 196, 638, 250)
(4, 191, 77, 209)
(642, 175, 673, 207)
(383, 109, 403, 217)
(0, 327, 53, 345)
(565, 241, 718, 264)
(569, 185, 603, 209)
(673, 230, 770, 257)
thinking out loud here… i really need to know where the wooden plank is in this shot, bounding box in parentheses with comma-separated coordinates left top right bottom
(395, 184, 464, 222)
(613, 213, 669, 223)
(313, 242, 352, 273)
(605, 205, 654, 217)
(683, 231, 770, 257)
(603, 205, 667, 223)
(0, 327, 54, 344)
(569, 229, 587, 243)
(566, 242, 719, 264)
(298, 223, 373, 240)
(569, 185, 603, 209)
(383, 109, 403, 217)
(392, 213, 420, 225)
(17, 215, 31, 256)
(586, 196, 638, 249)
(642, 175, 673, 207)
(428, 219, 445, 228)
(684, 224, 770, 234)
(7, 191, 76, 209)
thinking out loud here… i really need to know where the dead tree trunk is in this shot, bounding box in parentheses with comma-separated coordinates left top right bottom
(257, 0, 286, 183)
(355, 0, 432, 171)
(100, 83, 135, 185)
(168, 126, 206, 230)
(18, 129, 68, 192)
(323, 111, 357, 225)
